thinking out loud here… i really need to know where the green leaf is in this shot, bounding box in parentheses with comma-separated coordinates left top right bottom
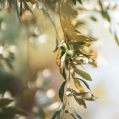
(0, 98, 14, 108)
(0, 114, 15, 119)
(15, 0, 22, 24)
(65, 109, 78, 119)
(59, 81, 67, 102)
(74, 78, 85, 92)
(68, 103, 84, 119)
(73, 75, 90, 90)
(20, 0, 22, 16)
(72, 0, 76, 5)
(77, 0, 82, 4)
(74, 68, 92, 81)
(23, 0, 35, 16)
(60, 65, 67, 80)
(74, 96, 87, 109)
(54, 37, 59, 52)
(52, 103, 64, 119)
(1, 107, 29, 116)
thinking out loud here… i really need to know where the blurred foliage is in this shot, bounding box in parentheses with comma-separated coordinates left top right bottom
(0, 0, 119, 119)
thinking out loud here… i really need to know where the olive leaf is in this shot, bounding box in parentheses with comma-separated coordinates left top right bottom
(20, 0, 22, 16)
(15, 0, 22, 24)
(69, 34, 94, 42)
(59, 81, 67, 102)
(74, 78, 85, 92)
(0, 98, 14, 108)
(77, 0, 82, 4)
(52, 103, 64, 119)
(54, 37, 59, 52)
(1, 107, 29, 116)
(65, 109, 78, 119)
(60, 66, 67, 80)
(73, 75, 90, 90)
(70, 42, 86, 49)
(68, 103, 84, 119)
(74, 96, 87, 109)
(74, 68, 92, 81)
(23, 0, 35, 16)
(88, 61, 97, 67)
(74, 92, 98, 101)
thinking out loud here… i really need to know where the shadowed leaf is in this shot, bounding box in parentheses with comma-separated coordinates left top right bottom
(1, 107, 29, 116)
(59, 81, 67, 102)
(0, 98, 14, 108)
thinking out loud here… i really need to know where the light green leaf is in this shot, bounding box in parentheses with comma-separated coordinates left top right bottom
(0, 98, 14, 108)
(74, 78, 85, 92)
(74, 96, 87, 109)
(59, 81, 67, 102)
(52, 103, 64, 119)
(1, 107, 29, 116)
(54, 37, 59, 52)
(68, 103, 84, 119)
(74, 68, 92, 81)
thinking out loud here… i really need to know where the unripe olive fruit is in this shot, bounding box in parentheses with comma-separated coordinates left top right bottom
(61, 43, 67, 52)
(66, 50, 75, 58)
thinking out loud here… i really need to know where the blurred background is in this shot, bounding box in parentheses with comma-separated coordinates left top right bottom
(0, 0, 119, 119)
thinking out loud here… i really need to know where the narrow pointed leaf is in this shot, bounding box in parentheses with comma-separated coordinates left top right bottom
(74, 96, 87, 109)
(74, 78, 85, 92)
(68, 103, 84, 119)
(59, 81, 67, 102)
(23, 0, 35, 16)
(20, 0, 22, 16)
(15, 0, 22, 24)
(54, 37, 59, 52)
(72, 0, 76, 5)
(77, 0, 82, 4)
(52, 103, 64, 119)
(60, 66, 67, 80)
(74, 68, 92, 81)
(0, 98, 14, 108)
(1, 107, 29, 116)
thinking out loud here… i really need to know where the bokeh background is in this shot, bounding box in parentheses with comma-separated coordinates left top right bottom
(0, 0, 119, 119)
